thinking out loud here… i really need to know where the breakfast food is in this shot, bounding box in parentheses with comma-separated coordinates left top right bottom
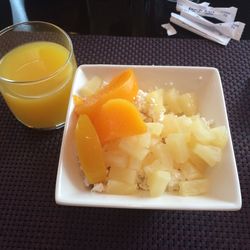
(74, 69, 228, 197)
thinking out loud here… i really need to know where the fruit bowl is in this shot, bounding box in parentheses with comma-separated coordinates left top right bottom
(55, 65, 241, 210)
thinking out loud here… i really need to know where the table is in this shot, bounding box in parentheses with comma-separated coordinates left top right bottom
(0, 35, 250, 249)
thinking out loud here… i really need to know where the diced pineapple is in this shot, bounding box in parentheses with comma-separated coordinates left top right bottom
(103, 139, 120, 152)
(168, 169, 185, 192)
(78, 76, 102, 97)
(162, 114, 180, 137)
(146, 122, 164, 137)
(119, 138, 149, 161)
(164, 88, 182, 114)
(119, 133, 151, 149)
(103, 150, 128, 168)
(151, 143, 173, 169)
(128, 156, 142, 170)
(193, 144, 221, 167)
(177, 115, 193, 142)
(210, 126, 228, 148)
(180, 162, 203, 180)
(177, 116, 192, 132)
(108, 167, 137, 184)
(191, 117, 214, 144)
(178, 93, 197, 116)
(179, 179, 208, 196)
(136, 133, 151, 148)
(106, 180, 137, 195)
(144, 159, 169, 172)
(142, 152, 155, 167)
(146, 170, 171, 197)
(146, 89, 166, 122)
(119, 136, 149, 161)
(165, 133, 189, 163)
(189, 151, 208, 172)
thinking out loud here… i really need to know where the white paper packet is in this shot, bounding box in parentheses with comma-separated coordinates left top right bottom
(170, 12, 231, 45)
(161, 23, 177, 36)
(181, 10, 245, 40)
(176, 0, 237, 23)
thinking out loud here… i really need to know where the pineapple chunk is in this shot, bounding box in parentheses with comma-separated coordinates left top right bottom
(78, 76, 102, 97)
(146, 170, 171, 197)
(146, 122, 164, 137)
(103, 150, 128, 168)
(146, 89, 166, 122)
(142, 152, 155, 167)
(128, 156, 142, 170)
(193, 144, 221, 167)
(178, 93, 197, 116)
(168, 169, 185, 192)
(162, 114, 180, 137)
(179, 179, 208, 196)
(144, 159, 169, 172)
(151, 143, 173, 169)
(165, 133, 189, 163)
(136, 133, 151, 148)
(108, 167, 137, 184)
(210, 126, 228, 148)
(177, 115, 193, 142)
(189, 152, 208, 172)
(106, 180, 137, 195)
(177, 116, 192, 132)
(164, 88, 182, 114)
(119, 136, 149, 161)
(180, 162, 203, 180)
(191, 117, 214, 144)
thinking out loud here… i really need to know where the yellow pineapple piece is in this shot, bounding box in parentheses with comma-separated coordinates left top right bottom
(189, 152, 208, 173)
(103, 149, 128, 168)
(179, 179, 208, 196)
(210, 126, 228, 148)
(178, 93, 197, 116)
(144, 159, 169, 172)
(119, 136, 149, 161)
(108, 167, 137, 184)
(146, 122, 164, 137)
(191, 117, 214, 144)
(164, 88, 182, 114)
(146, 170, 171, 197)
(146, 89, 166, 122)
(142, 152, 155, 167)
(162, 114, 180, 137)
(180, 162, 203, 180)
(106, 180, 137, 195)
(177, 115, 193, 142)
(128, 156, 142, 170)
(79, 76, 102, 97)
(193, 144, 221, 167)
(165, 133, 189, 163)
(151, 143, 173, 169)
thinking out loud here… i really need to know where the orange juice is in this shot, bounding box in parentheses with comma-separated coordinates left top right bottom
(0, 41, 76, 128)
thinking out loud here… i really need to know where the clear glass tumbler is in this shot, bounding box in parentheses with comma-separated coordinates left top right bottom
(0, 21, 77, 129)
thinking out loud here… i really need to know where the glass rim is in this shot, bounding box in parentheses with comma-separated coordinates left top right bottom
(0, 21, 73, 85)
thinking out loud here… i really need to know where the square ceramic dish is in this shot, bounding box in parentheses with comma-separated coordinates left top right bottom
(55, 65, 241, 210)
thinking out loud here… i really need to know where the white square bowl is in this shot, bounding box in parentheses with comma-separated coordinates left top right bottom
(55, 65, 241, 210)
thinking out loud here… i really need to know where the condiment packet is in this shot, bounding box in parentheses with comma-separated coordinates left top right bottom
(170, 13, 231, 46)
(181, 10, 245, 40)
(161, 23, 177, 36)
(176, 0, 237, 23)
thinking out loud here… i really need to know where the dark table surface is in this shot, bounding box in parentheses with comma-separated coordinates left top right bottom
(1, 0, 250, 39)
(0, 35, 250, 249)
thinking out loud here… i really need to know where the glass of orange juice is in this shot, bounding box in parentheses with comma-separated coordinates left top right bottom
(0, 21, 77, 129)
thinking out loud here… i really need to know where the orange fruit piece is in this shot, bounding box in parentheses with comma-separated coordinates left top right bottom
(93, 98, 147, 144)
(75, 114, 106, 184)
(74, 69, 138, 118)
